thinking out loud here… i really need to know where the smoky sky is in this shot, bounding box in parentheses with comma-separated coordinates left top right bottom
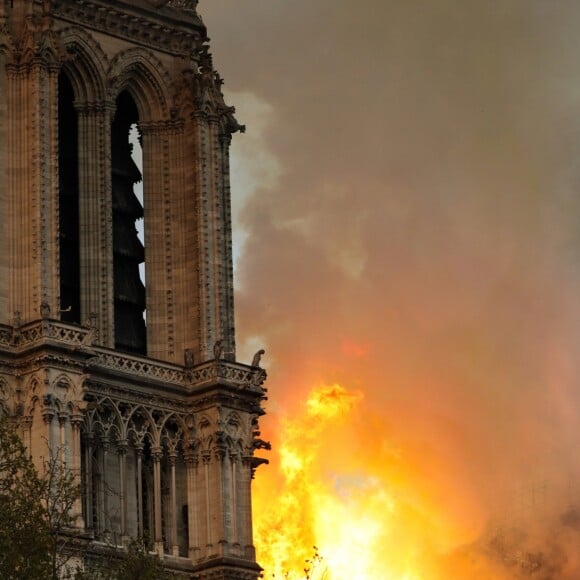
(200, 0, 580, 571)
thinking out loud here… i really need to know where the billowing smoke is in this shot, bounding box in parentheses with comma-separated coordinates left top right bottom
(202, 1, 580, 577)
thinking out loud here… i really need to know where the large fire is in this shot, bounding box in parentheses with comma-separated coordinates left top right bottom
(252, 384, 512, 580)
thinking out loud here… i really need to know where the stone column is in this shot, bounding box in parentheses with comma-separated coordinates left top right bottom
(7, 63, 30, 320)
(169, 451, 179, 556)
(185, 452, 200, 561)
(76, 103, 114, 346)
(38, 58, 60, 317)
(0, 25, 9, 320)
(41, 401, 55, 460)
(101, 436, 110, 534)
(7, 50, 60, 321)
(83, 433, 94, 531)
(71, 414, 85, 528)
(191, 112, 214, 362)
(167, 120, 187, 361)
(140, 122, 172, 361)
(21, 416, 33, 457)
(241, 457, 256, 559)
(151, 446, 164, 556)
(217, 132, 236, 359)
(231, 451, 240, 554)
(202, 451, 212, 554)
(213, 436, 233, 556)
(219, 447, 233, 553)
(58, 411, 67, 464)
(117, 440, 128, 539)
(135, 444, 144, 538)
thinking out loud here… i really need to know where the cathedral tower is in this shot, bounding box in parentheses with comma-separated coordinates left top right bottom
(0, 1, 267, 578)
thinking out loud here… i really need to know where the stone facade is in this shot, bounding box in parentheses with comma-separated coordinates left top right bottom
(0, 1, 267, 578)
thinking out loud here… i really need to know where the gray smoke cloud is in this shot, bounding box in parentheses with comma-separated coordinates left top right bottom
(201, 1, 580, 576)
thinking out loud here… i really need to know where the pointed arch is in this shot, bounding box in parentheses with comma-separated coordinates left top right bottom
(197, 414, 214, 451)
(108, 48, 172, 122)
(158, 411, 186, 435)
(83, 410, 97, 436)
(24, 376, 42, 416)
(57, 28, 113, 340)
(126, 405, 156, 440)
(58, 27, 108, 104)
(160, 413, 184, 453)
(94, 397, 124, 439)
(52, 373, 74, 400)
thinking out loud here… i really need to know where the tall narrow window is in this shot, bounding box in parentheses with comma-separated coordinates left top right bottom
(111, 91, 146, 354)
(58, 73, 81, 323)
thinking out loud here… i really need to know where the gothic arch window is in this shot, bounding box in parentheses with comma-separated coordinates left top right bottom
(58, 72, 81, 323)
(111, 91, 146, 354)
(57, 43, 192, 361)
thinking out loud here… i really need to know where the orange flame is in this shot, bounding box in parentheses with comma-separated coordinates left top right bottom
(254, 384, 426, 579)
(253, 383, 512, 580)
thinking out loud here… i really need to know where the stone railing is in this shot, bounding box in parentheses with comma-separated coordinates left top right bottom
(20, 320, 92, 346)
(0, 319, 92, 350)
(188, 361, 266, 391)
(0, 320, 266, 393)
(91, 348, 185, 385)
(91, 348, 266, 392)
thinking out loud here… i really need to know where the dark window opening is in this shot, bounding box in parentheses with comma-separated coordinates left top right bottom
(58, 73, 81, 324)
(112, 91, 146, 355)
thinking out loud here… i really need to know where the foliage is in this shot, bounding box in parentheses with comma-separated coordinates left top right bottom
(42, 448, 83, 579)
(0, 421, 167, 579)
(109, 540, 170, 580)
(0, 419, 83, 579)
(0, 420, 52, 579)
(75, 540, 169, 580)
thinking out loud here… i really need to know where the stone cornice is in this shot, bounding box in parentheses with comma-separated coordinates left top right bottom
(0, 322, 266, 410)
(52, 0, 205, 57)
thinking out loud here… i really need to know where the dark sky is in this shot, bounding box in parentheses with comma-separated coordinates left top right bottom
(199, 2, 580, 577)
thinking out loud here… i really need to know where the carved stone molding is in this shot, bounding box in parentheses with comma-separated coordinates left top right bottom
(0, 319, 92, 350)
(53, 0, 204, 57)
(167, 0, 198, 12)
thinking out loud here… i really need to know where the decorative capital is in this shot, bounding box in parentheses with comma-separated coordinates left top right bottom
(214, 445, 227, 461)
(117, 439, 129, 454)
(184, 451, 199, 467)
(71, 413, 84, 428)
(21, 415, 33, 428)
(151, 446, 163, 462)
